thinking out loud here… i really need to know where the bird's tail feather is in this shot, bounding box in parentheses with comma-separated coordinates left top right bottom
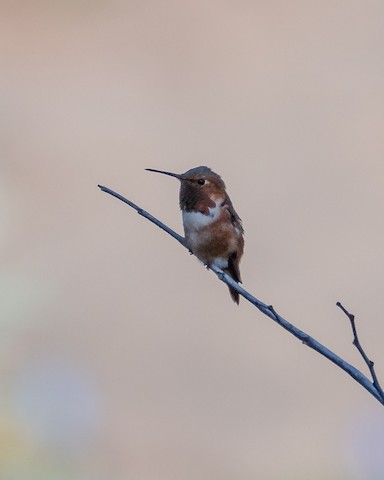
(223, 251, 242, 304)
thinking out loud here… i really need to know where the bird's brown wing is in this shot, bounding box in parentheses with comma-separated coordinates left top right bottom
(222, 194, 244, 234)
(221, 194, 244, 304)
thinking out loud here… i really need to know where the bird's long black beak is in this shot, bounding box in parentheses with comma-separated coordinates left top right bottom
(145, 168, 182, 179)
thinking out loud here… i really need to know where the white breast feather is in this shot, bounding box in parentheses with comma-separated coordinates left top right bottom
(182, 201, 221, 231)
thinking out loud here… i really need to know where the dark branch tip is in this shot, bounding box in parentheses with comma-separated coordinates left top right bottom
(336, 301, 355, 320)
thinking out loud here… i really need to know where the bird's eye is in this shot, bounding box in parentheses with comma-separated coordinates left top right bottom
(197, 178, 205, 185)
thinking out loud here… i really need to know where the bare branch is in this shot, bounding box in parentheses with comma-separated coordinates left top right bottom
(336, 302, 384, 402)
(98, 185, 185, 247)
(98, 185, 384, 406)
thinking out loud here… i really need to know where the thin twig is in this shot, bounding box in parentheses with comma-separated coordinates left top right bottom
(98, 185, 185, 246)
(98, 185, 384, 406)
(336, 302, 384, 402)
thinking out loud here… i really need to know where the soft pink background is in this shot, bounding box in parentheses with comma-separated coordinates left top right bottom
(1, 1, 384, 478)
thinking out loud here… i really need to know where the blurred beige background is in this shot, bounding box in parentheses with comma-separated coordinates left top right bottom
(1, 1, 384, 479)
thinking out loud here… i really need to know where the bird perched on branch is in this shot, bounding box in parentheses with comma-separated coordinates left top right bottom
(146, 166, 244, 304)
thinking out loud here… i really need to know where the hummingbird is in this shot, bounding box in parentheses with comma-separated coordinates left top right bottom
(146, 166, 244, 304)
